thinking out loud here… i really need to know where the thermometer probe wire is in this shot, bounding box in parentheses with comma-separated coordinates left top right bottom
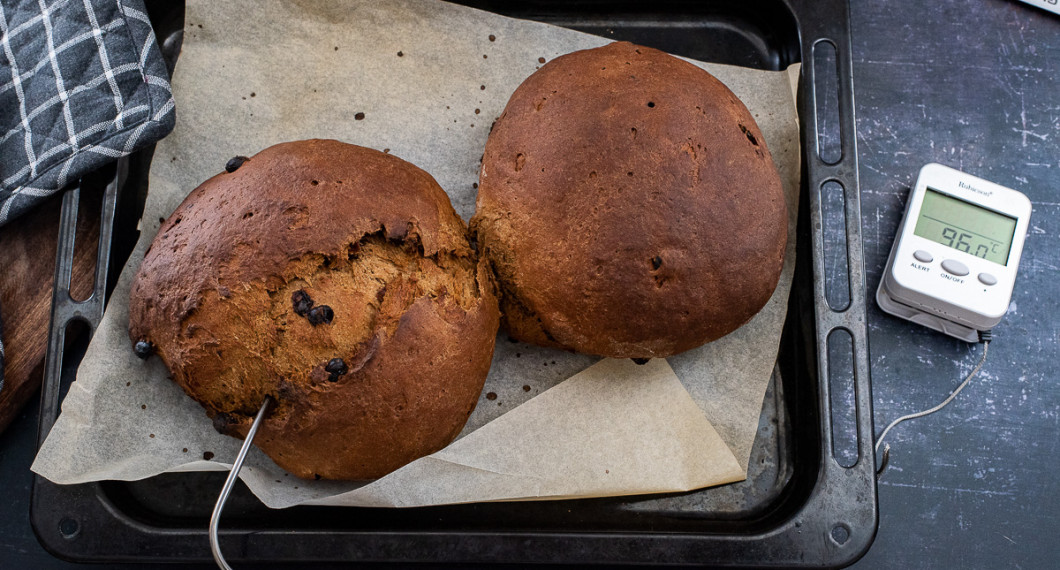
(875, 336, 990, 479)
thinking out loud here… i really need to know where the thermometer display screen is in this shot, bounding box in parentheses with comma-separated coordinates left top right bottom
(913, 188, 1017, 265)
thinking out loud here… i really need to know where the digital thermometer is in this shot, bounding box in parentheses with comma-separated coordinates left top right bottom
(877, 163, 1031, 342)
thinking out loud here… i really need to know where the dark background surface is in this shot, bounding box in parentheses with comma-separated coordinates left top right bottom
(1, 0, 1058, 567)
(850, 0, 1059, 568)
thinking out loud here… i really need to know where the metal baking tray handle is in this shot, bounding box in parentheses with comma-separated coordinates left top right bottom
(794, 1, 879, 563)
(36, 161, 124, 450)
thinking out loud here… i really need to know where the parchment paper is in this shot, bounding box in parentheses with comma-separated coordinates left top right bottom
(32, 0, 801, 509)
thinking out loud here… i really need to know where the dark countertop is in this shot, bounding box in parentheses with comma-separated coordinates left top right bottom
(850, 0, 1059, 568)
(1, 0, 1058, 567)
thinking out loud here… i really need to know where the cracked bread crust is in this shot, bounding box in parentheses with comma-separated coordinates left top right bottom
(129, 139, 499, 480)
(471, 42, 787, 358)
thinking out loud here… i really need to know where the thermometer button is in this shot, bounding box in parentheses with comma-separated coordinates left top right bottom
(941, 259, 969, 276)
(913, 250, 934, 263)
(978, 273, 998, 286)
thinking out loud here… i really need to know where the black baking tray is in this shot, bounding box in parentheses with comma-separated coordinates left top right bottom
(32, 0, 876, 566)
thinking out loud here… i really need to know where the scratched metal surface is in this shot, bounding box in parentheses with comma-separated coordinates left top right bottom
(847, 0, 1060, 568)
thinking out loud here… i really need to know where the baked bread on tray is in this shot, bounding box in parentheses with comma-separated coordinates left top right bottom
(472, 41, 787, 359)
(129, 139, 500, 480)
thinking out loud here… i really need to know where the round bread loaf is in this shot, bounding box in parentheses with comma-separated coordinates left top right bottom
(129, 139, 499, 480)
(471, 42, 787, 358)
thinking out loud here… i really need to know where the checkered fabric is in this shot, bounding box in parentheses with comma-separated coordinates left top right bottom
(0, 0, 175, 228)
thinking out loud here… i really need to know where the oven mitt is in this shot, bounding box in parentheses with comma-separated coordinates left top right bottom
(0, 0, 175, 227)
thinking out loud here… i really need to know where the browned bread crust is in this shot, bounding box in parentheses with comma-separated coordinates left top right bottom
(129, 139, 499, 480)
(471, 42, 787, 358)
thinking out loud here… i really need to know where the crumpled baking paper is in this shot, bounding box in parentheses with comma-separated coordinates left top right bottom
(33, 0, 800, 508)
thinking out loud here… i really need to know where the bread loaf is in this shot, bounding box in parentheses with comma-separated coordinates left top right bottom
(129, 139, 499, 480)
(472, 42, 787, 358)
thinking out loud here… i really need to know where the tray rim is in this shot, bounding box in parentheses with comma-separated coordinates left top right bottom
(31, 0, 877, 566)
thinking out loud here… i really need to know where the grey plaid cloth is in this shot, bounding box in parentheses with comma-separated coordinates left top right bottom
(0, 0, 175, 228)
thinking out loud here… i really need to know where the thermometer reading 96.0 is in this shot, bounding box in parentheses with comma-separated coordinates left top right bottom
(876, 164, 1031, 343)
(912, 188, 1017, 265)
